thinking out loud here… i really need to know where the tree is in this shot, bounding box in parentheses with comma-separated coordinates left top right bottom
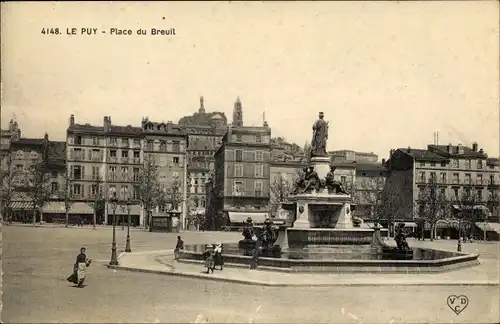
(22, 157, 52, 226)
(417, 183, 451, 241)
(162, 178, 184, 212)
(86, 175, 104, 229)
(353, 177, 385, 223)
(0, 170, 18, 224)
(131, 154, 162, 228)
(455, 187, 481, 239)
(59, 172, 73, 227)
(378, 170, 413, 237)
(269, 172, 292, 218)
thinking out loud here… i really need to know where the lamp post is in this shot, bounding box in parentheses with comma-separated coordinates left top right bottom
(457, 218, 462, 252)
(125, 198, 132, 252)
(109, 195, 119, 266)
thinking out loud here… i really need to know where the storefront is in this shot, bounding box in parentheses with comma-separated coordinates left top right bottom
(106, 203, 141, 227)
(9, 201, 35, 223)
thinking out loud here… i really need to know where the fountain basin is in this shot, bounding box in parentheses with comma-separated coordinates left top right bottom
(178, 243, 480, 273)
(287, 228, 374, 245)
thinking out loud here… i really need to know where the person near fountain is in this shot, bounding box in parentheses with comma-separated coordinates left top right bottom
(310, 111, 329, 157)
(213, 243, 224, 270)
(174, 236, 184, 260)
(202, 244, 215, 274)
(324, 165, 349, 194)
(395, 223, 410, 251)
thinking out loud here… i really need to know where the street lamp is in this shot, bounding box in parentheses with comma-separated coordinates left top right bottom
(457, 218, 462, 252)
(125, 197, 132, 252)
(109, 194, 119, 266)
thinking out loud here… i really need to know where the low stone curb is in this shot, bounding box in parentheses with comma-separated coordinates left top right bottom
(107, 264, 499, 287)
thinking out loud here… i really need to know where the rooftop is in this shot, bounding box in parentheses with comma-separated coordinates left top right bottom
(397, 148, 448, 162)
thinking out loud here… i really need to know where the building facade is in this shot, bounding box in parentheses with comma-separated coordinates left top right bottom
(329, 150, 379, 163)
(208, 98, 273, 229)
(66, 115, 189, 227)
(384, 143, 500, 224)
(7, 132, 66, 223)
(1, 119, 21, 177)
(178, 97, 228, 225)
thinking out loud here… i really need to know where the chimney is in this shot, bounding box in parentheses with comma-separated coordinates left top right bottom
(407, 146, 411, 153)
(472, 142, 478, 152)
(390, 149, 395, 157)
(103, 116, 111, 132)
(447, 143, 453, 154)
(44, 132, 48, 142)
(382, 158, 386, 165)
(69, 114, 75, 126)
(457, 143, 464, 154)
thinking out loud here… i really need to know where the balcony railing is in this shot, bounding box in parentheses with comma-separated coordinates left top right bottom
(71, 175, 102, 181)
(106, 175, 131, 182)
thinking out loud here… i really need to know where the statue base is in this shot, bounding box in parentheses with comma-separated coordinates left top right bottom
(288, 192, 353, 229)
(310, 156, 331, 179)
(287, 228, 374, 245)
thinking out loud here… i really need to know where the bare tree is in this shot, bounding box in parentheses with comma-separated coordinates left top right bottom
(132, 154, 162, 228)
(22, 158, 52, 226)
(0, 170, 18, 224)
(162, 177, 184, 212)
(269, 172, 292, 218)
(378, 170, 413, 237)
(455, 187, 481, 240)
(353, 177, 385, 223)
(417, 183, 451, 241)
(86, 175, 104, 229)
(59, 172, 73, 227)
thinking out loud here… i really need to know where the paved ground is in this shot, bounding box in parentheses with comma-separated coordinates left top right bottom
(2, 225, 499, 323)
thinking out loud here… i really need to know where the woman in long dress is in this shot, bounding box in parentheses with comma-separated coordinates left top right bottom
(67, 247, 92, 287)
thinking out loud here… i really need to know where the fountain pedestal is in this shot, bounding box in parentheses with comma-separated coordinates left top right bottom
(284, 155, 374, 245)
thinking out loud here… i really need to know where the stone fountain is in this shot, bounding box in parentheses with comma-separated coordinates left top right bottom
(282, 111, 374, 246)
(177, 112, 481, 273)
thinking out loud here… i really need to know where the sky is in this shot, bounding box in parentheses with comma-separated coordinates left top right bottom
(1, 1, 499, 160)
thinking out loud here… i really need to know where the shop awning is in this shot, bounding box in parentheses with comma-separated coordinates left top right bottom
(108, 203, 142, 215)
(227, 212, 269, 224)
(68, 202, 94, 215)
(398, 222, 418, 228)
(364, 222, 385, 229)
(42, 201, 66, 214)
(475, 222, 499, 232)
(452, 205, 490, 212)
(9, 201, 34, 210)
(427, 219, 461, 230)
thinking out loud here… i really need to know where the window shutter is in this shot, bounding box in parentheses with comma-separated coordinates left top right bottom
(81, 166, 85, 179)
(88, 184, 92, 197)
(70, 166, 74, 178)
(70, 148, 74, 159)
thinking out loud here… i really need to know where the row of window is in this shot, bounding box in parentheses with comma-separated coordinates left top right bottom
(69, 165, 180, 181)
(233, 134, 268, 144)
(418, 159, 494, 169)
(418, 171, 496, 185)
(234, 150, 264, 162)
(418, 186, 497, 202)
(233, 163, 265, 178)
(231, 180, 264, 197)
(73, 135, 142, 147)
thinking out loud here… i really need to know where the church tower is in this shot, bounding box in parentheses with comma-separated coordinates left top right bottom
(232, 97, 243, 127)
(198, 96, 206, 114)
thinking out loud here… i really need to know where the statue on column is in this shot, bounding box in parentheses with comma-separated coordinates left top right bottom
(310, 112, 329, 158)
